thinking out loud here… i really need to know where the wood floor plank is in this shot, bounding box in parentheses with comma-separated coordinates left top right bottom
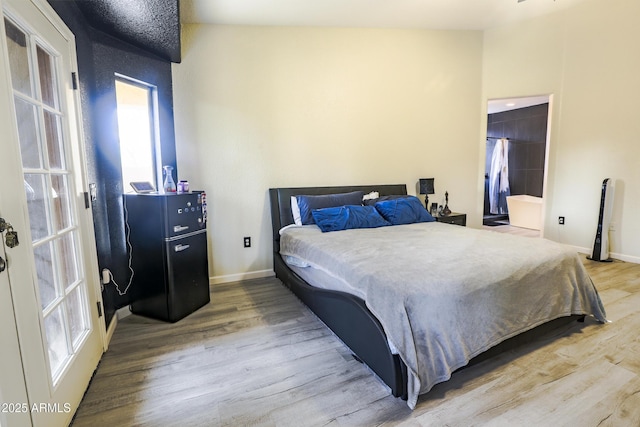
(72, 258, 640, 426)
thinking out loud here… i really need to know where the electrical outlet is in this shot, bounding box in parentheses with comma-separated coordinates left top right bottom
(244, 237, 251, 248)
(102, 268, 110, 284)
(558, 216, 565, 225)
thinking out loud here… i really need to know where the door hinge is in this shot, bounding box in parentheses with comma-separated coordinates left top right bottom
(71, 72, 78, 90)
(84, 191, 90, 209)
(96, 301, 103, 318)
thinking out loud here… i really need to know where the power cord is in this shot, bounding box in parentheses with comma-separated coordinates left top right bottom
(102, 195, 135, 296)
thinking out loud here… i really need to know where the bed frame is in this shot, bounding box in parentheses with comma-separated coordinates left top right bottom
(269, 184, 585, 403)
(269, 184, 409, 399)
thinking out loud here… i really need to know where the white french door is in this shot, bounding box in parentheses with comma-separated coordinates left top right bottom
(0, 0, 104, 426)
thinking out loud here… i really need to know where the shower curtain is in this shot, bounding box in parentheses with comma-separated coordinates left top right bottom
(489, 138, 510, 214)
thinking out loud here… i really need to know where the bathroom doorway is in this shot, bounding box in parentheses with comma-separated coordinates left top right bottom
(483, 95, 552, 237)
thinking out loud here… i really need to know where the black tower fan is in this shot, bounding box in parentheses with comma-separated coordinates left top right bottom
(587, 178, 614, 262)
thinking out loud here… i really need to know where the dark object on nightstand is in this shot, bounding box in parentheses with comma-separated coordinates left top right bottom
(419, 178, 435, 210)
(434, 212, 466, 226)
(442, 191, 452, 216)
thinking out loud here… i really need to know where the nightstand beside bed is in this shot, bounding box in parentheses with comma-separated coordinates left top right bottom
(433, 212, 466, 226)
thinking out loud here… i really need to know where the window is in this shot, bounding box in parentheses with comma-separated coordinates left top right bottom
(114, 76, 159, 191)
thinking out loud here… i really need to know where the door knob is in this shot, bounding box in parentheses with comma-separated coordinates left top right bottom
(0, 256, 6, 273)
(0, 218, 19, 248)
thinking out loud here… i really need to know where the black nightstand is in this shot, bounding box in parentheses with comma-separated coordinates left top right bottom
(434, 212, 466, 226)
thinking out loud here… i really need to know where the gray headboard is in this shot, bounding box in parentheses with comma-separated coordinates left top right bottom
(268, 184, 407, 253)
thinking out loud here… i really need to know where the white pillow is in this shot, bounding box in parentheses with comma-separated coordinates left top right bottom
(362, 191, 379, 201)
(291, 196, 302, 226)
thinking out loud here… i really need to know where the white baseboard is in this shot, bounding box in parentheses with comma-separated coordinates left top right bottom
(210, 269, 275, 285)
(105, 315, 117, 351)
(116, 305, 132, 320)
(608, 252, 640, 264)
(104, 307, 132, 350)
(568, 245, 640, 264)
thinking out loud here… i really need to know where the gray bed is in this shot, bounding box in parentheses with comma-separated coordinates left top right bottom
(270, 185, 607, 409)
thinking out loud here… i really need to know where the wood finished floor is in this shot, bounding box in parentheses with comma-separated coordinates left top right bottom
(72, 257, 640, 426)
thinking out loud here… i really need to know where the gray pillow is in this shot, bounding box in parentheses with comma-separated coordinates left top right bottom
(294, 191, 365, 225)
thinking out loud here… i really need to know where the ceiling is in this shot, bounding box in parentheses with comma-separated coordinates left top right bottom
(180, 0, 589, 30)
(64, 0, 589, 65)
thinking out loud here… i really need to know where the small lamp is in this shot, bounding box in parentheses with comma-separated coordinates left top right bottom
(419, 178, 435, 210)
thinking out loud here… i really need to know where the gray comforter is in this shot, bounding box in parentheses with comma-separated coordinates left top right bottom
(279, 222, 607, 409)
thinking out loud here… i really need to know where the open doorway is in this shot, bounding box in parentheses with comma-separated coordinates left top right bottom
(483, 95, 551, 237)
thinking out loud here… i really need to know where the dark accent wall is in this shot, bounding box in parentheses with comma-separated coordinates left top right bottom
(47, 1, 178, 327)
(485, 103, 548, 215)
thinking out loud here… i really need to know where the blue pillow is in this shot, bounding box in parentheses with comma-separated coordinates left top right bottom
(312, 205, 391, 232)
(374, 195, 435, 225)
(295, 191, 365, 225)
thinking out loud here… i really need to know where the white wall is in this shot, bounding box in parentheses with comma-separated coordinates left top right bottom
(173, 25, 483, 282)
(482, 0, 640, 262)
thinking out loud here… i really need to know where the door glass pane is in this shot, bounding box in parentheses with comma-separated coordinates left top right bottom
(44, 305, 70, 378)
(24, 174, 50, 241)
(34, 242, 56, 310)
(44, 110, 64, 169)
(14, 97, 42, 168)
(4, 18, 32, 96)
(66, 286, 87, 349)
(56, 232, 77, 289)
(51, 174, 71, 231)
(36, 44, 58, 109)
